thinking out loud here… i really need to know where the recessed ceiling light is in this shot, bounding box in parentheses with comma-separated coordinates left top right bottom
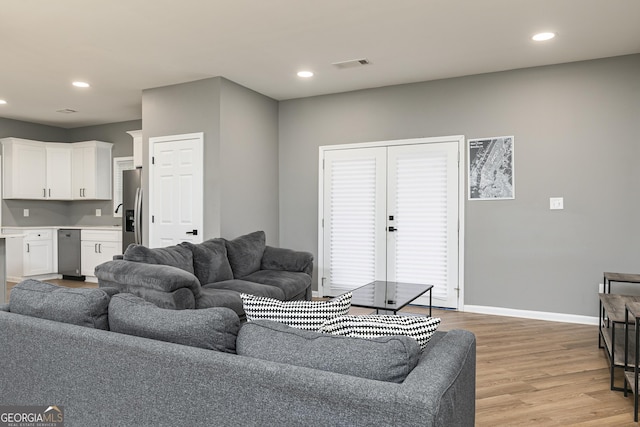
(532, 32, 556, 42)
(0, 99, 7, 105)
(72, 81, 90, 88)
(297, 71, 314, 78)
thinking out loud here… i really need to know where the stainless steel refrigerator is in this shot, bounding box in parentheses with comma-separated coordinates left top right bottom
(122, 168, 142, 252)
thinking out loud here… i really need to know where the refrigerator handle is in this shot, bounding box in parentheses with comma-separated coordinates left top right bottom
(134, 187, 142, 245)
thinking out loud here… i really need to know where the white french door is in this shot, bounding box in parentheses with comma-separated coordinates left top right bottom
(320, 136, 463, 309)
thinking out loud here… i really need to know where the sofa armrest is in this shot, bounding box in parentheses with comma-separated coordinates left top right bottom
(0, 304, 9, 312)
(400, 329, 476, 426)
(94, 260, 202, 296)
(261, 246, 314, 276)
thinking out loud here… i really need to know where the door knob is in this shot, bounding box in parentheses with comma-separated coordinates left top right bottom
(186, 230, 198, 236)
(388, 226, 398, 232)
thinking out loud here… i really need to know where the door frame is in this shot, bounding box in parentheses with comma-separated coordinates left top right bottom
(317, 135, 466, 310)
(148, 132, 204, 248)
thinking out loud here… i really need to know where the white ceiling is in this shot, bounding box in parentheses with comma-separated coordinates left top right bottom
(2, 0, 639, 128)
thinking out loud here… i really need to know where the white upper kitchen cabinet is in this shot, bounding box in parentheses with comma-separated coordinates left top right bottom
(71, 141, 113, 200)
(1, 138, 47, 199)
(45, 144, 73, 199)
(2, 138, 111, 200)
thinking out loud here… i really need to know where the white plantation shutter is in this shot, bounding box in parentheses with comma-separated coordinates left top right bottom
(323, 148, 386, 294)
(387, 143, 458, 305)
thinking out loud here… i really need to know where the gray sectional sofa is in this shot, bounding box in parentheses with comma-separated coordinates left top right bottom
(94, 231, 313, 319)
(0, 280, 476, 427)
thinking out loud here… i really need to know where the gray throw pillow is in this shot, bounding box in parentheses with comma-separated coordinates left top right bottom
(180, 239, 233, 284)
(123, 244, 194, 275)
(224, 231, 266, 278)
(9, 279, 116, 330)
(237, 320, 421, 383)
(109, 293, 240, 353)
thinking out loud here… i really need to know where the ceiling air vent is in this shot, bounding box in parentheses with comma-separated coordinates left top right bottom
(56, 108, 78, 114)
(332, 58, 371, 69)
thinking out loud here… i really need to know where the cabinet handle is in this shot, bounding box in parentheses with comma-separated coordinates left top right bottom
(98, 243, 102, 253)
(43, 188, 46, 197)
(48, 188, 51, 197)
(94, 243, 98, 253)
(26, 243, 30, 253)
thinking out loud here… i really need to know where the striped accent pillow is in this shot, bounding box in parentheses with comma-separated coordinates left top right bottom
(319, 315, 441, 349)
(240, 292, 352, 331)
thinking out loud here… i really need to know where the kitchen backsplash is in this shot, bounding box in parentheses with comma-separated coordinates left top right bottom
(2, 199, 121, 227)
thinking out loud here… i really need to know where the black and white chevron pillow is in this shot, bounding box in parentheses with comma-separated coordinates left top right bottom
(319, 315, 441, 349)
(240, 292, 352, 331)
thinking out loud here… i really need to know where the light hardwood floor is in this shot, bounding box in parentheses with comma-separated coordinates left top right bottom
(5, 280, 636, 425)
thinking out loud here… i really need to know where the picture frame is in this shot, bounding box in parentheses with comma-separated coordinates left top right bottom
(467, 136, 515, 200)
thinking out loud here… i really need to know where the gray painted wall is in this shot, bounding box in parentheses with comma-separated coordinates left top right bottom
(219, 79, 279, 245)
(278, 54, 640, 317)
(142, 77, 279, 244)
(142, 77, 222, 243)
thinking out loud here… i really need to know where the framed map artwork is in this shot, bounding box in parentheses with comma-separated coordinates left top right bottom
(467, 136, 514, 200)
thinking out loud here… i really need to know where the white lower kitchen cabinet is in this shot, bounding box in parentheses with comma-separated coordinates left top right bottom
(4, 228, 57, 281)
(81, 230, 121, 281)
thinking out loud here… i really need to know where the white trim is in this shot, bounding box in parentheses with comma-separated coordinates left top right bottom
(113, 156, 134, 217)
(463, 304, 598, 325)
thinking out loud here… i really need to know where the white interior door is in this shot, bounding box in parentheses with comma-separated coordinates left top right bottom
(149, 133, 204, 247)
(320, 137, 462, 310)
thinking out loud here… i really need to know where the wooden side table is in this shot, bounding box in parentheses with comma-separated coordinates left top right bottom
(604, 272, 640, 294)
(625, 302, 640, 421)
(599, 294, 640, 391)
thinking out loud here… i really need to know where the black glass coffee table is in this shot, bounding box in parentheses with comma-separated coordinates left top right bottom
(349, 281, 433, 317)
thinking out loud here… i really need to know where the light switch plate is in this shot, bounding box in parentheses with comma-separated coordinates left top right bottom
(23, 209, 29, 217)
(550, 197, 564, 210)
(96, 209, 102, 217)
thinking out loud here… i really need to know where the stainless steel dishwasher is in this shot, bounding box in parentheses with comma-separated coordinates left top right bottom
(58, 229, 84, 280)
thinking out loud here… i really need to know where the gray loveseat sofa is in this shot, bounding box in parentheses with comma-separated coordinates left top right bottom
(0, 280, 476, 427)
(95, 231, 313, 319)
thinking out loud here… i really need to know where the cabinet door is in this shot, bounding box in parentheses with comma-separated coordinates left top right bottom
(46, 145, 73, 199)
(81, 240, 120, 276)
(24, 240, 54, 276)
(10, 142, 47, 199)
(72, 143, 112, 200)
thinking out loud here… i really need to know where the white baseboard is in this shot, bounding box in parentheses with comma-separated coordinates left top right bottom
(463, 304, 598, 326)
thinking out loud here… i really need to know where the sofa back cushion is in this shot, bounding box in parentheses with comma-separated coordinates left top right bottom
(109, 293, 240, 353)
(224, 231, 266, 278)
(9, 279, 117, 330)
(237, 320, 421, 383)
(180, 239, 233, 285)
(123, 244, 194, 275)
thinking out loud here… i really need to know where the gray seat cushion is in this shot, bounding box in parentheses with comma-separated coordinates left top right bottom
(123, 243, 194, 275)
(109, 293, 240, 353)
(237, 320, 421, 383)
(9, 279, 117, 330)
(203, 279, 285, 300)
(224, 231, 266, 278)
(240, 270, 311, 300)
